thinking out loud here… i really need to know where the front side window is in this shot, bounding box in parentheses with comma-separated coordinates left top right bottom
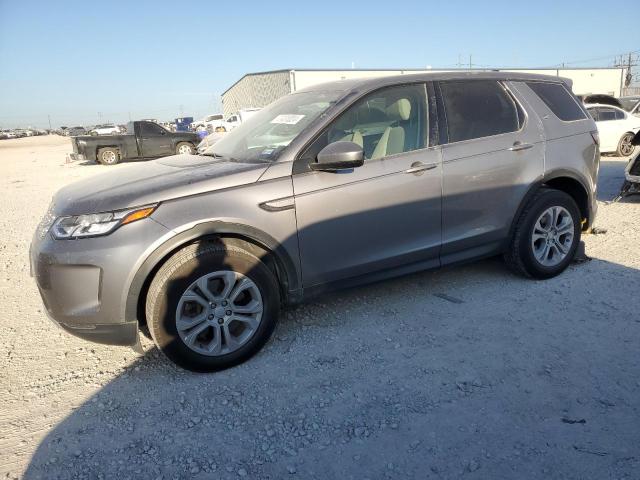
(140, 122, 166, 136)
(302, 84, 427, 163)
(526, 81, 586, 122)
(439, 80, 523, 143)
(587, 108, 599, 121)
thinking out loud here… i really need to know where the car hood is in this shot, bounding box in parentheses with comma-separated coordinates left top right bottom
(52, 155, 270, 215)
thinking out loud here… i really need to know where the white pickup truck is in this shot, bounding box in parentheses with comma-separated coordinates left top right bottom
(218, 108, 261, 132)
(190, 114, 224, 132)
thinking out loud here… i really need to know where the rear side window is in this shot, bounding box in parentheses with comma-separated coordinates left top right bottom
(526, 82, 586, 121)
(439, 80, 524, 143)
(597, 107, 618, 121)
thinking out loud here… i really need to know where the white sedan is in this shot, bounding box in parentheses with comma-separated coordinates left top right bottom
(89, 124, 121, 136)
(585, 103, 640, 156)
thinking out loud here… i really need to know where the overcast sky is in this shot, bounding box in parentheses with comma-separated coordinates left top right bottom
(0, 0, 638, 129)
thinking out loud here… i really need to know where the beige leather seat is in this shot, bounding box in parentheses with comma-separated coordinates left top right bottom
(371, 98, 411, 160)
(329, 110, 364, 147)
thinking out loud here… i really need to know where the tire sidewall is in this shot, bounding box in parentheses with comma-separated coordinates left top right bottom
(517, 190, 581, 279)
(177, 142, 193, 155)
(148, 248, 280, 372)
(618, 133, 635, 157)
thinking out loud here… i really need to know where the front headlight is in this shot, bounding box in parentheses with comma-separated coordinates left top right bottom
(51, 204, 157, 239)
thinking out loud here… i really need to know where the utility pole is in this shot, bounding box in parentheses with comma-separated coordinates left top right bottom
(47, 115, 52, 130)
(469, 54, 472, 69)
(613, 52, 638, 93)
(457, 53, 461, 68)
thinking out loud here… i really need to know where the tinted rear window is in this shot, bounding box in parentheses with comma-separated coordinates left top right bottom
(526, 82, 586, 121)
(439, 80, 524, 143)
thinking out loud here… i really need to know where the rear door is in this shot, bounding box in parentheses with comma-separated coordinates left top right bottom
(138, 121, 174, 157)
(292, 83, 442, 287)
(437, 79, 543, 264)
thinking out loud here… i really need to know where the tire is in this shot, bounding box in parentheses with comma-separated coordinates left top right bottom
(146, 242, 280, 372)
(616, 132, 636, 157)
(176, 142, 194, 155)
(504, 188, 581, 279)
(97, 147, 120, 165)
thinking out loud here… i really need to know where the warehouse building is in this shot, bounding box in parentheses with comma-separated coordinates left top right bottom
(221, 67, 628, 116)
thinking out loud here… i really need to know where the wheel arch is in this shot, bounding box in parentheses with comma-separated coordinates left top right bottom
(124, 221, 300, 328)
(506, 171, 591, 245)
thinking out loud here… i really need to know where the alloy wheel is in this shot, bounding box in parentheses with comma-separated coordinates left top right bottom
(620, 133, 635, 156)
(531, 206, 575, 267)
(175, 271, 263, 356)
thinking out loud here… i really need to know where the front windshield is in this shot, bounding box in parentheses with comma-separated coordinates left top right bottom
(206, 90, 343, 162)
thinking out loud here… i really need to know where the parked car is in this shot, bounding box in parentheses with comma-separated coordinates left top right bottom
(619, 132, 640, 198)
(196, 131, 226, 153)
(1, 130, 16, 139)
(191, 114, 224, 132)
(31, 72, 599, 372)
(89, 124, 121, 136)
(218, 108, 261, 132)
(68, 120, 200, 165)
(585, 103, 640, 156)
(66, 126, 87, 137)
(619, 95, 640, 116)
(580, 94, 623, 109)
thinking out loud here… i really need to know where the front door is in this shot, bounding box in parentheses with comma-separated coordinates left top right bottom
(138, 121, 174, 157)
(292, 83, 442, 287)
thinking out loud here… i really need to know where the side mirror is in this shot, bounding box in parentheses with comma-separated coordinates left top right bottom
(310, 141, 364, 172)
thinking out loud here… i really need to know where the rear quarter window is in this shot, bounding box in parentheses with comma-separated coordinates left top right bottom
(526, 82, 586, 121)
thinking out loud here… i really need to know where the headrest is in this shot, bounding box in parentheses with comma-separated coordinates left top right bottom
(386, 98, 411, 121)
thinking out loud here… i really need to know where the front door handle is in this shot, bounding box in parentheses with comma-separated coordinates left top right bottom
(405, 161, 437, 174)
(509, 141, 534, 152)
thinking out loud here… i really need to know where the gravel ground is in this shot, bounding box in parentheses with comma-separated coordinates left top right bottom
(1, 136, 639, 480)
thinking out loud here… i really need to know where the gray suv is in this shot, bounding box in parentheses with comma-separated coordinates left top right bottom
(30, 72, 599, 372)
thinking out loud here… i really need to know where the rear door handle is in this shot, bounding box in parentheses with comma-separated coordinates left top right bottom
(509, 141, 534, 152)
(405, 161, 438, 174)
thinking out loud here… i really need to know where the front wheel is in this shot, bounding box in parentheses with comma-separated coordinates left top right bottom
(176, 142, 194, 155)
(504, 189, 581, 279)
(146, 242, 280, 372)
(617, 132, 636, 157)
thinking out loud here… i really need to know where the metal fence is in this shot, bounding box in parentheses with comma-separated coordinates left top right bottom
(622, 87, 640, 96)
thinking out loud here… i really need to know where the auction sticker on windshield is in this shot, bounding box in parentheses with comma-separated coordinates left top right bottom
(270, 114, 305, 125)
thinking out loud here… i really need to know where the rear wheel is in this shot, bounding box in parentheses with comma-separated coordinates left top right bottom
(146, 242, 280, 372)
(97, 147, 119, 165)
(176, 142, 194, 155)
(617, 132, 636, 157)
(505, 189, 581, 279)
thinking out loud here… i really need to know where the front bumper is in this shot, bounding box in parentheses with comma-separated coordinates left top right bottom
(67, 153, 86, 162)
(30, 216, 171, 346)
